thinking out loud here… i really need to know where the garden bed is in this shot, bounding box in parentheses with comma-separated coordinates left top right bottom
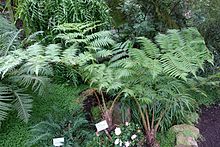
(198, 105, 220, 147)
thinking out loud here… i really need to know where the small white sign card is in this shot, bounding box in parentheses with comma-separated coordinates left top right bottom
(53, 137, 64, 147)
(95, 120, 109, 132)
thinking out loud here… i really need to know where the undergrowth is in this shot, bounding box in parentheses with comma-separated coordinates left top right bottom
(0, 84, 87, 147)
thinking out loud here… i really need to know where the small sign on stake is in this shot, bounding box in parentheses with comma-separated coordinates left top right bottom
(53, 137, 64, 147)
(95, 120, 109, 132)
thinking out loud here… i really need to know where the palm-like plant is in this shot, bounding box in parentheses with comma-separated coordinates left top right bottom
(109, 28, 213, 146)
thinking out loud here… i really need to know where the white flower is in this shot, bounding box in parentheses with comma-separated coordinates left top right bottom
(131, 134, 137, 140)
(119, 140, 123, 146)
(114, 139, 120, 145)
(115, 127, 122, 136)
(125, 141, 130, 147)
(125, 122, 129, 126)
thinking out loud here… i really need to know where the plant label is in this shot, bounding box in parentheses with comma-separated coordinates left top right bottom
(53, 137, 64, 146)
(95, 120, 108, 132)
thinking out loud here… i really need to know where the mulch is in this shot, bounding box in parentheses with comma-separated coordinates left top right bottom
(197, 105, 220, 147)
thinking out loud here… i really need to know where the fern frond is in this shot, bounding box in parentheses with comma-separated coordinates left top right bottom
(10, 73, 50, 95)
(45, 44, 61, 62)
(137, 37, 160, 58)
(96, 49, 112, 58)
(90, 37, 115, 47)
(0, 85, 12, 122)
(0, 54, 23, 78)
(12, 89, 32, 123)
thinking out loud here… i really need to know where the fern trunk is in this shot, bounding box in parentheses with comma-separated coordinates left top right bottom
(102, 109, 114, 131)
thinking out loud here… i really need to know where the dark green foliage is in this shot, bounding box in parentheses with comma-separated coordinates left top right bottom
(108, 28, 213, 131)
(157, 130, 176, 147)
(16, 0, 111, 34)
(0, 15, 20, 56)
(114, 0, 189, 40)
(0, 84, 87, 146)
(0, 113, 30, 147)
(27, 108, 93, 147)
(52, 63, 81, 86)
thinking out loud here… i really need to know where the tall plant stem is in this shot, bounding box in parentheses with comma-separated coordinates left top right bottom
(100, 90, 107, 110)
(93, 90, 103, 112)
(145, 109, 151, 131)
(151, 107, 155, 129)
(110, 91, 123, 112)
(133, 97, 148, 133)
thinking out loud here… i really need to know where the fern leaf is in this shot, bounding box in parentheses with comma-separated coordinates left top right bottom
(0, 86, 12, 122)
(12, 89, 32, 123)
(137, 37, 160, 58)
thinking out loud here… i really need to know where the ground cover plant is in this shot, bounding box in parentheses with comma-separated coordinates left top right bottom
(0, 0, 220, 146)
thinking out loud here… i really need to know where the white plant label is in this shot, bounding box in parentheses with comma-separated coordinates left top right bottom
(95, 120, 108, 132)
(53, 137, 64, 146)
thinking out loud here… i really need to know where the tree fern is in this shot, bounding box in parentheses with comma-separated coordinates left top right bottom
(112, 28, 213, 80)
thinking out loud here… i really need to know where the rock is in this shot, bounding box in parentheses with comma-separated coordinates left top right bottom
(171, 124, 200, 147)
(175, 133, 198, 147)
(112, 103, 131, 125)
(171, 124, 200, 139)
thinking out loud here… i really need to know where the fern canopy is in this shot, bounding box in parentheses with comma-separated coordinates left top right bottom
(111, 28, 213, 80)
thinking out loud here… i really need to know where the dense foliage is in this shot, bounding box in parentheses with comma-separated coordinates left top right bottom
(0, 0, 220, 146)
(16, 0, 111, 34)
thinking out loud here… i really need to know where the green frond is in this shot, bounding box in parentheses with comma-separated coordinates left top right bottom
(0, 16, 20, 55)
(12, 89, 32, 123)
(96, 49, 112, 58)
(0, 54, 23, 78)
(10, 74, 50, 96)
(155, 28, 213, 79)
(62, 45, 78, 65)
(0, 85, 12, 122)
(137, 37, 160, 58)
(110, 41, 132, 63)
(26, 44, 45, 57)
(45, 44, 61, 62)
(90, 37, 115, 47)
(86, 31, 112, 40)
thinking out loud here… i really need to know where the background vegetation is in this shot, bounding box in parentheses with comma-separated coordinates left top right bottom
(0, 0, 220, 146)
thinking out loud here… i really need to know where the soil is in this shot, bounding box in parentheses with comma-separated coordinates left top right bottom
(197, 105, 220, 147)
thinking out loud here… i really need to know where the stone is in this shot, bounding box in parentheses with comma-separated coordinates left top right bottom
(176, 133, 198, 147)
(171, 124, 200, 147)
(112, 103, 131, 125)
(171, 124, 200, 139)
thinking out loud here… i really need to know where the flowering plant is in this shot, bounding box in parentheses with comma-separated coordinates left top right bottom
(111, 122, 144, 147)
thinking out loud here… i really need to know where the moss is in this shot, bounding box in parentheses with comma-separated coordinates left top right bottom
(157, 130, 176, 147)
